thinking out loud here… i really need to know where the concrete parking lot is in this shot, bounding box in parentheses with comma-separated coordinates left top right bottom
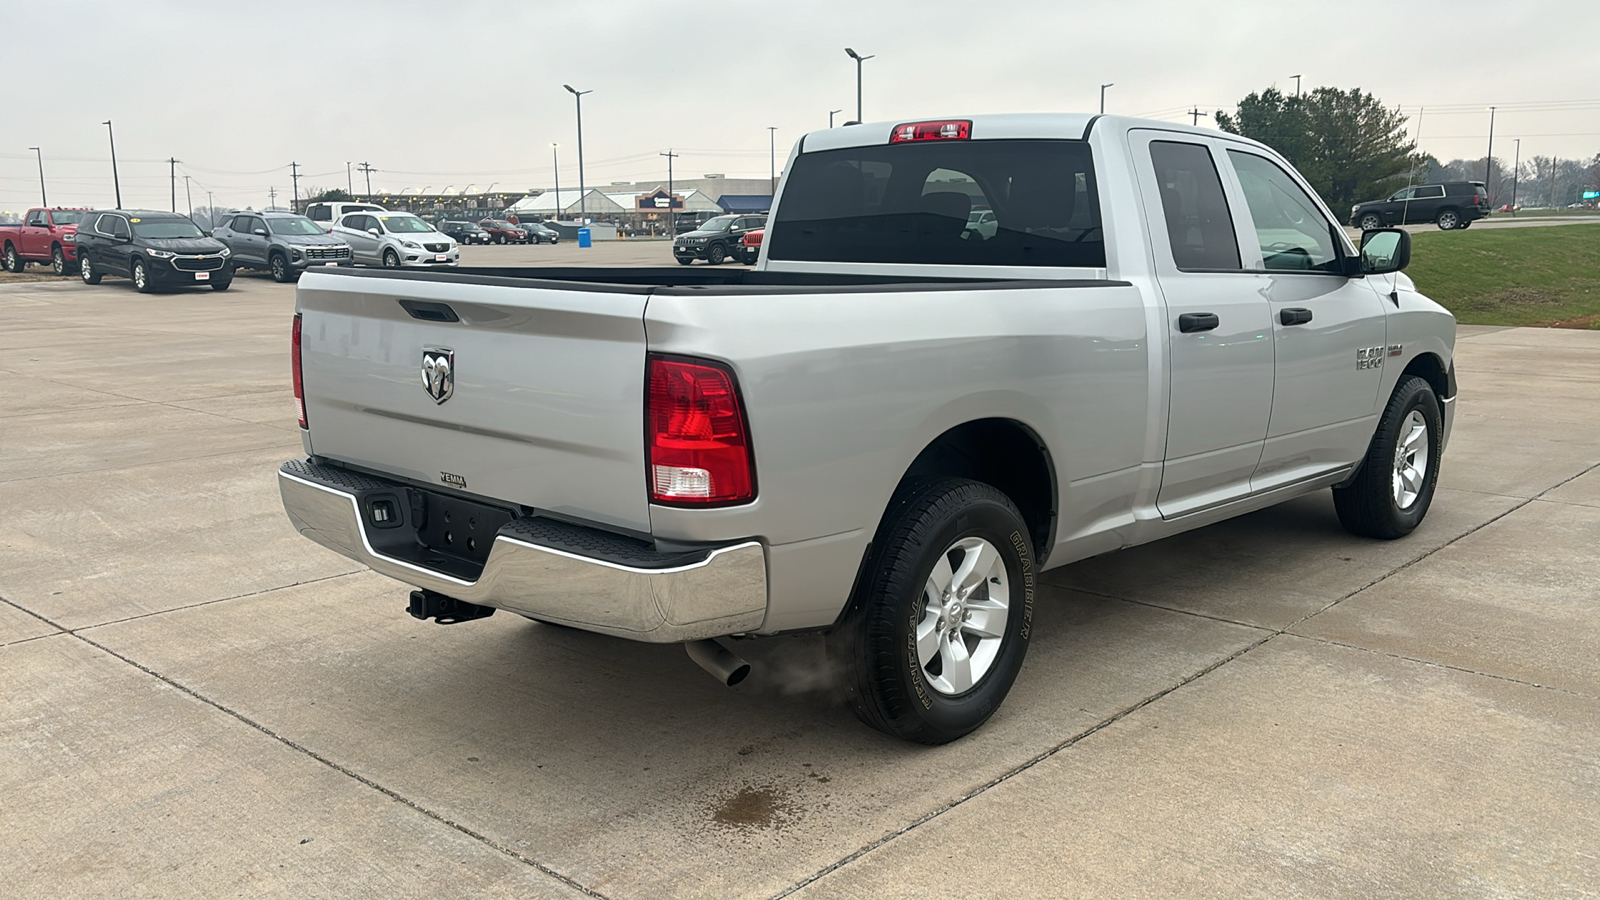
(3, 244, 1598, 898)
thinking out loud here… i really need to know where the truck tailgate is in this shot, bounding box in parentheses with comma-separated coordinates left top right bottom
(296, 271, 651, 533)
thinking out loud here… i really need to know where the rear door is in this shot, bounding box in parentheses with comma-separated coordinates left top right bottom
(1221, 147, 1388, 492)
(1130, 131, 1276, 519)
(295, 274, 654, 532)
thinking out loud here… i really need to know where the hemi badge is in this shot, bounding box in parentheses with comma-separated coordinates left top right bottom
(1387, 344, 1403, 357)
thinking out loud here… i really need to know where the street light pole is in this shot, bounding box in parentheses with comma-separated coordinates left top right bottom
(102, 121, 121, 208)
(1100, 83, 1114, 114)
(563, 84, 592, 220)
(768, 126, 778, 187)
(1292, 74, 1302, 98)
(345, 161, 353, 196)
(1511, 138, 1520, 216)
(829, 109, 843, 128)
(844, 48, 873, 122)
(27, 147, 46, 207)
(660, 149, 678, 236)
(1485, 106, 1496, 203)
(550, 143, 560, 221)
(168, 157, 181, 212)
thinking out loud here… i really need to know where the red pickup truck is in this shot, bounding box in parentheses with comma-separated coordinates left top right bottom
(1, 207, 89, 275)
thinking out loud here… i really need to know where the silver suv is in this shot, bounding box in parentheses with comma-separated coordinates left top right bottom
(212, 212, 352, 282)
(332, 211, 459, 268)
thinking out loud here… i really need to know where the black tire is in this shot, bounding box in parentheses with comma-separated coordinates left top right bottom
(51, 245, 70, 276)
(382, 249, 400, 268)
(707, 243, 726, 265)
(1459, 220, 1472, 229)
(2, 243, 21, 273)
(1358, 213, 1384, 231)
(1332, 375, 1443, 540)
(826, 477, 1035, 744)
(131, 259, 154, 293)
(269, 252, 293, 283)
(1436, 208, 1461, 230)
(210, 277, 232, 292)
(80, 253, 103, 284)
(495, 233, 507, 245)
(676, 256, 694, 266)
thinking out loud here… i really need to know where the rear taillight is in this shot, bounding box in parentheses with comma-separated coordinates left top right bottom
(292, 313, 307, 429)
(889, 120, 972, 143)
(647, 355, 755, 505)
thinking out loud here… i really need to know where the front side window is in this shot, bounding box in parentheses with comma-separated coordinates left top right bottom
(26, 210, 45, 226)
(1227, 150, 1340, 273)
(1390, 188, 1415, 201)
(770, 138, 1104, 267)
(1148, 141, 1240, 271)
(131, 218, 206, 239)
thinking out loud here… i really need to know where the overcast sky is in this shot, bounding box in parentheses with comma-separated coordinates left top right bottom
(3, 0, 1596, 212)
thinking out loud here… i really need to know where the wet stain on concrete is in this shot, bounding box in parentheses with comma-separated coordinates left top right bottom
(710, 784, 794, 831)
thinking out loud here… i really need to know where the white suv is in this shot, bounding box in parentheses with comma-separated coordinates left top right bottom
(333, 211, 459, 268)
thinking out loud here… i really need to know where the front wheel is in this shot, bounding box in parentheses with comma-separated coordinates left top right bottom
(676, 256, 694, 266)
(1332, 375, 1443, 539)
(1358, 213, 1384, 231)
(382, 249, 400, 268)
(495, 234, 507, 245)
(706, 243, 726, 265)
(269, 252, 293, 283)
(52, 246, 70, 276)
(131, 259, 153, 293)
(826, 478, 1035, 744)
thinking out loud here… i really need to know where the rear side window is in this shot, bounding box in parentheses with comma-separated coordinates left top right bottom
(308, 205, 330, 221)
(769, 139, 1104, 267)
(1148, 141, 1240, 271)
(1417, 185, 1445, 199)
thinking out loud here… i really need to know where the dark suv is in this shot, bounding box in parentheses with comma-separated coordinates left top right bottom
(1350, 182, 1490, 231)
(673, 214, 766, 264)
(439, 220, 492, 244)
(77, 210, 233, 292)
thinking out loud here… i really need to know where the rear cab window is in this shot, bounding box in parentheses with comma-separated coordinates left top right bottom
(768, 138, 1104, 268)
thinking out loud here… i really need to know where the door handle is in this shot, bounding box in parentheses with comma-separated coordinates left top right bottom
(1279, 308, 1314, 326)
(1178, 312, 1220, 333)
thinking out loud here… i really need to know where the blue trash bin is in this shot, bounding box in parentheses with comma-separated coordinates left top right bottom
(577, 227, 591, 248)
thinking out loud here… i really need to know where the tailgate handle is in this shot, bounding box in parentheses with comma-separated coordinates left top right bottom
(398, 299, 459, 323)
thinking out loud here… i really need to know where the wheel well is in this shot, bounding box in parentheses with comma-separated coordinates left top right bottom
(900, 418, 1057, 562)
(1401, 353, 1450, 400)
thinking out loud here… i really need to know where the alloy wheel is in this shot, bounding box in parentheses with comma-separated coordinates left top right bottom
(1391, 410, 1431, 510)
(915, 537, 1010, 696)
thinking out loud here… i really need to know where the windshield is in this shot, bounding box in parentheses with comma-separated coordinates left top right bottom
(380, 215, 435, 233)
(50, 210, 87, 225)
(267, 216, 324, 236)
(131, 218, 206, 239)
(699, 217, 735, 233)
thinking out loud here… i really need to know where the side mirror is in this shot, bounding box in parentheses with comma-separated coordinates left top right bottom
(1359, 228, 1411, 275)
(367, 228, 381, 237)
(253, 228, 268, 236)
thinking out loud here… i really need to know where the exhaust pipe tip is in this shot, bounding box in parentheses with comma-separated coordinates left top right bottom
(685, 638, 751, 687)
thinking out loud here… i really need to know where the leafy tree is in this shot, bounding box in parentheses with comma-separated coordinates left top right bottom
(1217, 86, 1415, 211)
(307, 187, 354, 203)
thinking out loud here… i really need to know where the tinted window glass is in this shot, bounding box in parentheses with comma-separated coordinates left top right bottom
(95, 214, 120, 236)
(1227, 150, 1340, 273)
(380, 215, 435, 233)
(770, 139, 1104, 267)
(1148, 141, 1240, 271)
(26, 210, 45, 226)
(51, 210, 85, 225)
(112, 217, 130, 239)
(1419, 185, 1445, 199)
(131, 217, 206, 239)
(308, 205, 330, 221)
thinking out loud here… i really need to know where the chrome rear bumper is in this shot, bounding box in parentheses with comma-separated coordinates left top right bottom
(278, 460, 767, 642)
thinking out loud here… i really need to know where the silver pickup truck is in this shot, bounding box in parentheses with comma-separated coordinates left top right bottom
(280, 113, 1455, 744)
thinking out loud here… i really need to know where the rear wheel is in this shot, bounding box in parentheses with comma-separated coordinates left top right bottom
(382, 249, 400, 268)
(1436, 209, 1461, 230)
(131, 259, 153, 293)
(80, 253, 102, 284)
(2, 244, 20, 273)
(1332, 375, 1443, 539)
(826, 477, 1035, 744)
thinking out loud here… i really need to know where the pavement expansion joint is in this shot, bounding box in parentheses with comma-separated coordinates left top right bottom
(73, 571, 364, 634)
(1290, 634, 1589, 697)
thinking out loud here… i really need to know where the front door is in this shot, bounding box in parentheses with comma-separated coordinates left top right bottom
(1131, 131, 1276, 519)
(1221, 148, 1390, 492)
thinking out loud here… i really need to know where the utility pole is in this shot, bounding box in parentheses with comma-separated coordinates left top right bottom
(358, 162, 375, 196)
(550, 143, 560, 221)
(183, 174, 193, 220)
(1189, 107, 1202, 126)
(1549, 155, 1559, 209)
(563, 85, 592, 220)
(1100, 83, 1114, 114)
(829, 109, 843, 128)
(844, 48, 873, 122)
(206, 191, 214, 226)
(268, 186, 277, 209)
(768, 126, 778, 187)
(27, 147, 46, 206)
(102, 120, 122, 208)
(169, 157, 180, 212)
(345, 161, 353, 196)
(660, 149, 678, 236)
(1511, 138, 1520, 216)
(1485, 106, 1496, 203)
(290, 161, 301, 211)
(1292, 74, 1302, 98)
